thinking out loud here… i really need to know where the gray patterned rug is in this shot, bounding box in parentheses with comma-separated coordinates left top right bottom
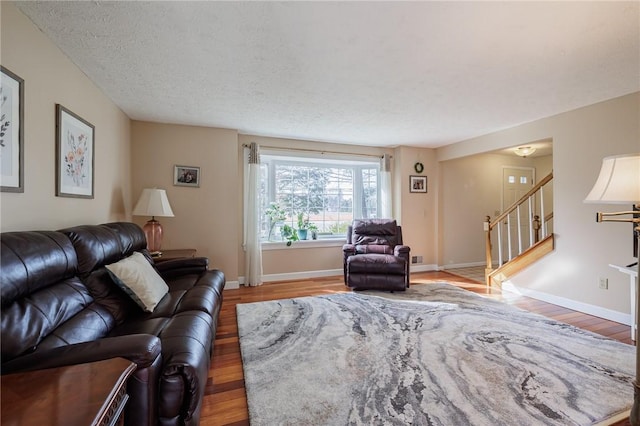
(237, 283, 635, 425)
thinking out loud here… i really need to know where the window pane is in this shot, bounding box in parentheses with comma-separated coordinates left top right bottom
(260, 155, 379, 241)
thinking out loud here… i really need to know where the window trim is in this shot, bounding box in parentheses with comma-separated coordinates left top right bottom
(259, 151, 381, 242)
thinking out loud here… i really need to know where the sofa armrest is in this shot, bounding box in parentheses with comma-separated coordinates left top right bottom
(155, 257, 209, 280)
(1, 334, 161, 375)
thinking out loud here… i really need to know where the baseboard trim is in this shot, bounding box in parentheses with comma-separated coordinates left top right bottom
(440, 261, 498, 270)
(224, 280, 240, 290)
(502, 281, 631, 326)
(410, 264, 439, 273)
(237, 264, 439, 287)
(238, 269, 343, 286)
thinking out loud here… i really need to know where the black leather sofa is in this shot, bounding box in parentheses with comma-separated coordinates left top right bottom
(1, 222, 225, 426)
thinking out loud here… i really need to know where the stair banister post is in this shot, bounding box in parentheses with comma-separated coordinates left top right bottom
(484, 216, 493, 285)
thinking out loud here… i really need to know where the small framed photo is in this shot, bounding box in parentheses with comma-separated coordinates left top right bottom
(409, 175, 427, 193)
(174, 165, 200, 187)
(56, 104, 95, 198)
(1, 66, 24, 193)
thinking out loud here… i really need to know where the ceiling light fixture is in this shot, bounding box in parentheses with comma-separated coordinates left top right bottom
(514, 146, 536, 157)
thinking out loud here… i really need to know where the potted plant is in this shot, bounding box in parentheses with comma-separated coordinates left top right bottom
(265, 202, 287, 241)
(296, 212, 310, 240)
(281, 224, 298, 246)
(308, 223, 319, 240)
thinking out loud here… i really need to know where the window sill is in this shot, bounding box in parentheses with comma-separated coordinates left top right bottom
(261, 239, 345, 250)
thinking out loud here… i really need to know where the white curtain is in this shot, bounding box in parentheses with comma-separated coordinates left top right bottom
(243, 142, 263, 286)
(380, 153, 393, 219)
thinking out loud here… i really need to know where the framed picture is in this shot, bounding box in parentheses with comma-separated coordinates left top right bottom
(409, 175, 427, 193)
(56, 104, 95, 198)
(1, 66, 24, 193)
(174, 165, 200, 187)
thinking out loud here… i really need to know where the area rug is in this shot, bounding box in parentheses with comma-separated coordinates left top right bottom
(237, 283, 635, 425)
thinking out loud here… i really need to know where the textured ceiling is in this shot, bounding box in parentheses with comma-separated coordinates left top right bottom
(14, 1, 640, 148)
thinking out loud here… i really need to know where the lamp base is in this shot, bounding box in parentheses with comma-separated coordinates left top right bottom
(142, 219, 164, 253)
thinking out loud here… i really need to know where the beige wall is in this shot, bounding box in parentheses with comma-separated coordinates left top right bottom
(0, 2, 131, 231)
(131, 121, 239, 280)
(394, 146, 438, 267)
(438, 152, 552, 266)
(437, 92, 639, 315)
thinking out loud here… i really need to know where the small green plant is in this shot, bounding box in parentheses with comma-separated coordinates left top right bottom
(297, 212, 310, 230)
(307, 222, 319, 239)
(265, 202, 287, 241)
(281, 223, 299, 245)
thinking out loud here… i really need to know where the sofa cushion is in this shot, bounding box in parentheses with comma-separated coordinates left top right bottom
(1, 231, 78, 306)
(0, 230, 114, 362)
(106, 252, 169, 313)
(61, 223, 148, 277)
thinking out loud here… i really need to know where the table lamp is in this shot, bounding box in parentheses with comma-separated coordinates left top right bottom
(132, 188, 174, 253)
(584, 153, 640, 424)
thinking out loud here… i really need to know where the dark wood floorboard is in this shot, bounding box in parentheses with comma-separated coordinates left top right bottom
(200, 271, 633, 426)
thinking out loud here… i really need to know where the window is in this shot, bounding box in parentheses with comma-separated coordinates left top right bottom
(260, 152, 381, 241)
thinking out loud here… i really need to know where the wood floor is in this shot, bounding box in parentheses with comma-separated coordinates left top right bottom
(199, 271, 634, 426)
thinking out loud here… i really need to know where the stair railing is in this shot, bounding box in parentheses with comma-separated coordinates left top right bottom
(484, 171, 553, 279)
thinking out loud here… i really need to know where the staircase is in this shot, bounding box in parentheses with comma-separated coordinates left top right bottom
(484, 171, 554, 287)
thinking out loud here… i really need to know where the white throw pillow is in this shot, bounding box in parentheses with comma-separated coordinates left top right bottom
(105, 251, 169, 312)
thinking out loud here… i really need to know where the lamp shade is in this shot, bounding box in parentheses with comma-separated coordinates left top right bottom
(584, 154, 640, 204)
(132, 188, 175, 217)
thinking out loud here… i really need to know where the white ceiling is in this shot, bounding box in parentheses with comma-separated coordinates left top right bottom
(14, 1, 640, 148)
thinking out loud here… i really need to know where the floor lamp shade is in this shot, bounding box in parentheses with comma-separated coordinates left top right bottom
(584, 154, 640, 204)
(132, 188, 175, 252)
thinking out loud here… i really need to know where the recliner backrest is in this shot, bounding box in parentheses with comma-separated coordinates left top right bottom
(348, 219, 403, 250)
(60, 223, 149, 324)
(0, 231, 114, 363)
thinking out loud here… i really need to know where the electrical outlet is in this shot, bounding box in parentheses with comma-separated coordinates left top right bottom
(411, 256, 418, 264)
(599, 278, 608, 290)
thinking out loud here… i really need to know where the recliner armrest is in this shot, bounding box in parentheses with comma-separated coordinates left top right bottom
(342, 244, 356, 255)
(1, 334, 162, 375)
(394, 245, 410, 258)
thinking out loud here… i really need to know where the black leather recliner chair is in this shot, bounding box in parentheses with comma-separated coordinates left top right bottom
(342, 219, 410, 291)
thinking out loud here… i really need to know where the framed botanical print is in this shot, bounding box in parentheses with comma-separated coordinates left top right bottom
(0, 66, 24, 193)
(56, 104, 95, 198)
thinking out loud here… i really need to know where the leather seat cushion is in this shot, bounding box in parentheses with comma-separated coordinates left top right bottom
(347, 254, 406, 275)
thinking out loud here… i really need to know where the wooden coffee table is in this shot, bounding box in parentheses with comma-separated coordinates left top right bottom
(1, 357, 136, 426)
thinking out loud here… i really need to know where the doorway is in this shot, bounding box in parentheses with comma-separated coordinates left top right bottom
(502, 166, 535, 260)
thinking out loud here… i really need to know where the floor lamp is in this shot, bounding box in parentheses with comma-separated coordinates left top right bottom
(132, 188, 175, 254)
(585, 153, 640, 424)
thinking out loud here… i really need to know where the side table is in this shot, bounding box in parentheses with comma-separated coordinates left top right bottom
(610, 263, 639, 341)
(152, 248, 196, 263)
(1, 357, 136, 426)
